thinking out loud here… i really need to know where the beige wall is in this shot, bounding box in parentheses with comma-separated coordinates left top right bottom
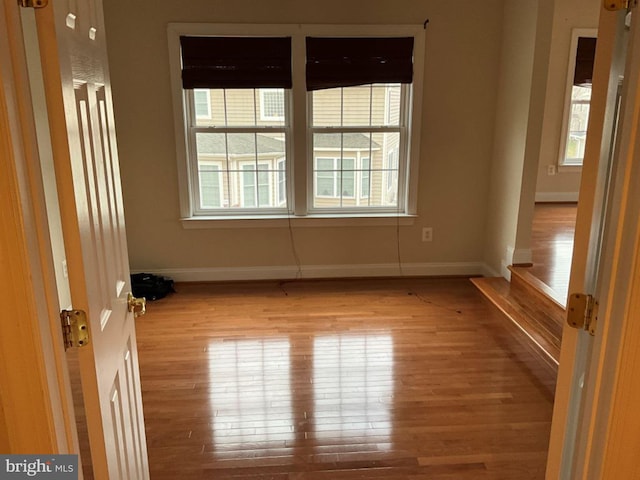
(483, 0, 539, 277)
(535, 0, 601, 200)
(103, 0, 503, 277)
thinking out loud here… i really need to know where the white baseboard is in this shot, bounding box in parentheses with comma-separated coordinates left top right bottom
(535, 192, 579, 202)
(512, 248, 532, 265)
(132, 262, 488, 283)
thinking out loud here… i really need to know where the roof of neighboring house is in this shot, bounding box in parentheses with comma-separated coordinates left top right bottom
(314, 133, 381, 150)
(196, 132, 380, 156)
(196, 133, 285, 156)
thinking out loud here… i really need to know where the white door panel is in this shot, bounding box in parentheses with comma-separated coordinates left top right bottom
(34, 0, 149, 478)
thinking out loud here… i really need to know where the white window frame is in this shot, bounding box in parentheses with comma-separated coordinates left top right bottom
(185, 91, 291, 216)
(167, 23, 425, 226)
(558, 28, 597, 170)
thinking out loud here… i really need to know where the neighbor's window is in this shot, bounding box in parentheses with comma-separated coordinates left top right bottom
(560, 33, 597, 167)
(260, 89, 286, 121)
(193, 89, 212, 119)
(172, 27, 423, 219)
(563, 85, 592, 165)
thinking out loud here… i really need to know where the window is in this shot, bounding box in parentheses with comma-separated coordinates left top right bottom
(193, 89, 211, 119)
(169, 25, 424, 221)
(563, 85, 592, 165)
(559, 31, 597, 167)
(199, 164, 222, 207)
(241, 163, 271, 207)
(315, 157, 356, 199)
(311, 84, 403, 210)
(277, 158, 286, 206)
(260, 89, 285, 121)
(361, 157, 370, 198)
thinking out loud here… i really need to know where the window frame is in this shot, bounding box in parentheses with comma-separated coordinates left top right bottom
(168, 23, 425, 224)
(308, 83, 408, 214)
(185, 91, 291, 216)
(558, 28, 597, 170)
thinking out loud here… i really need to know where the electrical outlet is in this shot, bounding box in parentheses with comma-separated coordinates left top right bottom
(547, 164, 557, 175)
(422, 227, 433, 242)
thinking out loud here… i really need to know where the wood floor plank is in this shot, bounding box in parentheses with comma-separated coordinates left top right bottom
(137, 278, 554, 479)
(530, 203, 578, 304)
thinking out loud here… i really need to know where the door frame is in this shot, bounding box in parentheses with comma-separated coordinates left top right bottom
(0, 0, 78, 454)
(547, 5, 640, 478)
(4, 0, 640, 476)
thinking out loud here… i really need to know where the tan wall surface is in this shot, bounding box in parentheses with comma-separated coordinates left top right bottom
(103, 0, 504, 274)
(483, 0, 539, 276)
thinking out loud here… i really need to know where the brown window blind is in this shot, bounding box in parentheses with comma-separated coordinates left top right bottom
(574, 37, 597, 86)
(180, 36, 292, 89)
(305, 37, 414, 91)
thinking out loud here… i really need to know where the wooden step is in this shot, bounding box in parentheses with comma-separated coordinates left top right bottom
(471, 270, 564, 376)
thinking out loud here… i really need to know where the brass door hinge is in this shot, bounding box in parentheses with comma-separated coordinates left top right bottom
(567, 293, 599, 336)
(60, 309, 90, 350)
(18, 0, 48, 7)
(604, 0, 637, 10)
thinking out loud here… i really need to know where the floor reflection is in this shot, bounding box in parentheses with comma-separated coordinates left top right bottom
(207, 338, 294, 449)
(206, 333, 395, 454)
(313, 334, 394, 448)
(550, 230, 574, 303)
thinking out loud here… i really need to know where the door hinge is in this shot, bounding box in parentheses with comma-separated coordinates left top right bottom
(18, 0, 48, 8)
(60, 309, 90, 350)
(567, 293, 599, 336)
(603, 0, 637, 10)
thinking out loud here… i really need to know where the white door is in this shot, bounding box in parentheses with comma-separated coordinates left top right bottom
(547, 5, 640, 478)
(33, 0, 149, 478)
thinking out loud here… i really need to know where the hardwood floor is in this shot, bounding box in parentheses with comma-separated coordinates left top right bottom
(137, 278, 555, 479)
(529, 203, 578, 305)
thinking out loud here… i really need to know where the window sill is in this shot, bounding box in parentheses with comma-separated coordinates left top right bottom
(181, 214, 417, 229)
(558, 164, 583, 173)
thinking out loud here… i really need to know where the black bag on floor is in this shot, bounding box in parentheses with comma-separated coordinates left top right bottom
(131, 273, 175, 301)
